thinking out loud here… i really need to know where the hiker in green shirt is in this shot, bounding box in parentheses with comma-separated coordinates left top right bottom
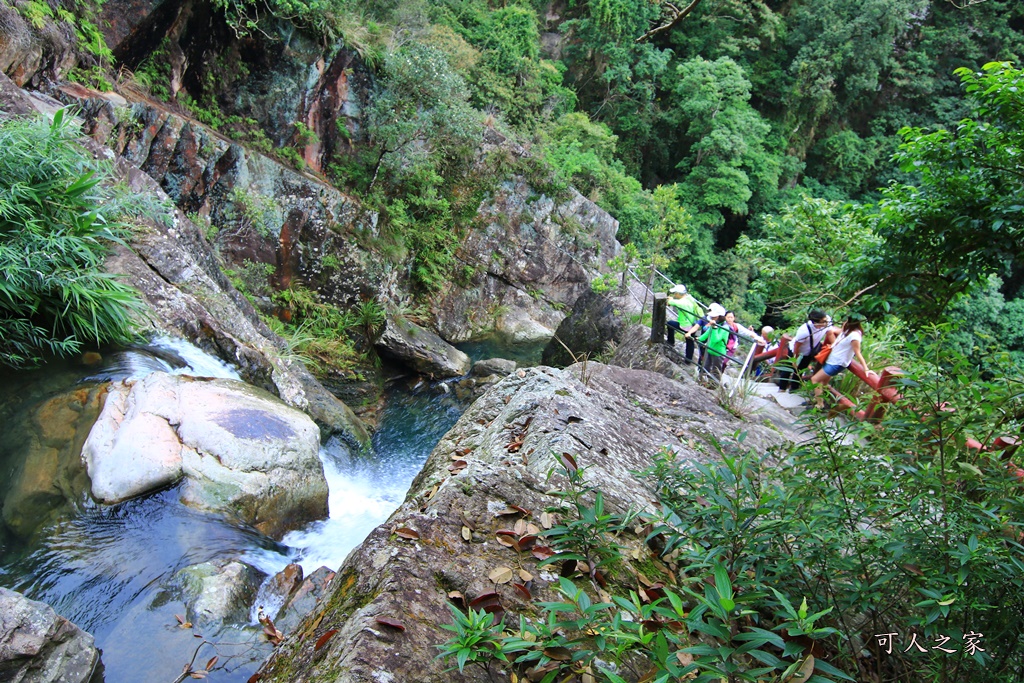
(666, 284, 703, 363)
(698, 303, 729, 379)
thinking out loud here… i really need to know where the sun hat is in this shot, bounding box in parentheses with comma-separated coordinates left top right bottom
(669, 284, 687, 295)
(706, 303, 726, 318)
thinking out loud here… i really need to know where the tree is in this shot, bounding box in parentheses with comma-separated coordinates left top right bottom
(0, 109, 147, 368)
(366, 43, 480, 190)
(736, 196, 880, 324)
(667, 56, 776, 231)
(866, 62, 1024, 319)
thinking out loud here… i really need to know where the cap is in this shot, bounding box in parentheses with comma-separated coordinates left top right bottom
(669, 284, 687, 295)
(707, 303, 726, 318)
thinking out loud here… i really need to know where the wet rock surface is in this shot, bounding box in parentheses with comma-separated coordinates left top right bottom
(376, 315, 472, 379)
(0, 384, 106, 538)
(177, 559, 267, 628)
(0, 587, 100, 683)
(82, 372, 327, 539)
(274, 566, 336, 635)
(256, 363, 801, 682)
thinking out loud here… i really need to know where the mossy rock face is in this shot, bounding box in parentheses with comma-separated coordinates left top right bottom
(256, 364, 801, 682)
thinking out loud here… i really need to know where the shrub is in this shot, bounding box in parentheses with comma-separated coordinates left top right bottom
(0, 109, 157, 368)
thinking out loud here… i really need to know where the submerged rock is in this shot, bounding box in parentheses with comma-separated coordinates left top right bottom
(256, 363, 799, 682)
(375, 315, 471, 379)
(82, 372, 327, 539)
(0, 384, 105, 538)
(177, 559, 267, 628)
(0, 587, 100, 683)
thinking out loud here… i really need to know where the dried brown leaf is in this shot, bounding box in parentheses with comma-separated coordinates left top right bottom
(469, 592, 500, 610)
(786, 655, 815, 682)
(488, 566, 514, 584)
(543, 646, 572, 661)
(531, 545, 555, 560)
(314, 629, 338, 651)
(375, 617, 406, 631)
(395, 527, 420, 540)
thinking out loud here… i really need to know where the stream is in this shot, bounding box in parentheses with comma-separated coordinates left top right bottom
(0, 337, 542, 682)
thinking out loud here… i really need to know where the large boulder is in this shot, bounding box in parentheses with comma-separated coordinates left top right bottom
(375, 315, 471, 378)
(81, 372, 327, 539)
(256, 363, 800, 682)
(0, 587, 100, 683)
(542, 289, 632, 367)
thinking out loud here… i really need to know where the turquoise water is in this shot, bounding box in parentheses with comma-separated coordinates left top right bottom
(456, 338, 547, 365)
(0, 340, 469, 683)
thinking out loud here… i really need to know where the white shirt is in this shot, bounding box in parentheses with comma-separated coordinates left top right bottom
(827, 330, 862, 367)
(792, 322, 829, 357)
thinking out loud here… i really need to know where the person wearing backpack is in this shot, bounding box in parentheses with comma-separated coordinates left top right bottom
(779, 309, 831, 392)
(811, 315, 871, 409)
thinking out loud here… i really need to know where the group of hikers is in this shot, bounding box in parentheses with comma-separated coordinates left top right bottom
(665, 285, 870, 409)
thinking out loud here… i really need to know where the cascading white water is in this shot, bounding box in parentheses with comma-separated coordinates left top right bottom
(82, 335, 241, 382)
(0, 336, 473, 683)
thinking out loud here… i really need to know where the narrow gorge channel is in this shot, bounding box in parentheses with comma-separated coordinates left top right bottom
(0, 338, 534, 683)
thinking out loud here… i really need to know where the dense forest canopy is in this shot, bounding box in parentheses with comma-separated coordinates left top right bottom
(8, 0, 1024, 369)
(300, 0, 1024, 361)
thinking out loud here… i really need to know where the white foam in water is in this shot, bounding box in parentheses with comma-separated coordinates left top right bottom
(148, 336, 241, 380)
(246, 438, 410, 581)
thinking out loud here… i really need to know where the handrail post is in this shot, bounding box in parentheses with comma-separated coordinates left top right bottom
(651, 292, 667, 344)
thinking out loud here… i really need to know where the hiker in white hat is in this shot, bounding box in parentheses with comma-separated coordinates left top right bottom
(666, 284, 704, 363)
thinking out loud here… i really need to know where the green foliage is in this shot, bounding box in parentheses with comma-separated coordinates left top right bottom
(482, 6, 538, 76)
(736, 196, 881, 324)
(67, 65, 114, 92)
(16, 0, 54, 29)
(669, 56, 776, 231)
(945, 276, 1024, 370)
(367, 42, 479, 189)
(866, 62, 1024, 320)
(210, 0, 350, 41)
(539, 454, 631, 578)
(437, 605, 519, 674)
(227, 187, 279, 238)
(649, 330, 1024, 682)
(0, 109, 156, 368)
(268, 284, 369, 373)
